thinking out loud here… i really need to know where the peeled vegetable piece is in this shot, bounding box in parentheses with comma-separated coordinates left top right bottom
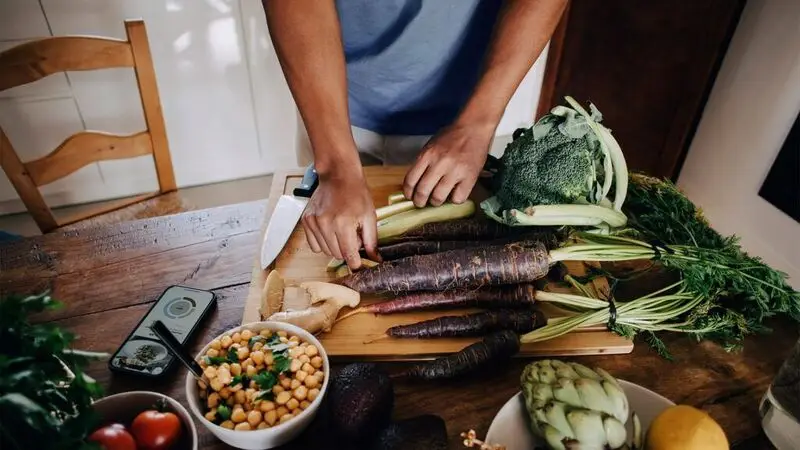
(521, 360, 629, 450)
(370, 415, 448, 450)
(329, 363, 395, 443)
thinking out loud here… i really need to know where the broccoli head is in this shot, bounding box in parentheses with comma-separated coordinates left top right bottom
(480, 97, 629, 228)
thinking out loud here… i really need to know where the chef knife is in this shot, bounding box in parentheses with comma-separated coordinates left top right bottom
(260, 164, 318, 269)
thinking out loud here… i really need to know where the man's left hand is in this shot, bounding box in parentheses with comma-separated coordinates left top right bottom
(403, 122, 494, 207)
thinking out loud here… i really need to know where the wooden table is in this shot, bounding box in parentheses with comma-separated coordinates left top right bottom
(0, 199, 791, 449)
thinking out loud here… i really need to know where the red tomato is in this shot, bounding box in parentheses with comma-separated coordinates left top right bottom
(88, 423, 137, 450)
(131, 409, 182, 450)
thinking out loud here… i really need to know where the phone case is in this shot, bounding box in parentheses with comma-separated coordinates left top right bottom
(108, 285, 217, 378)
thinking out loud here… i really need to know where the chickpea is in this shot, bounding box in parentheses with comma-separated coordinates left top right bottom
(305, 345, 319, 357)
(279, 413, 294, 424)
(293, 385, 308, 401)
(259, 400, 276, 412)
(304, 375, 319, 389)
(286, 398, 299, 411)
(204, 410, 217, 422)
(308, 388, 320, 402)
(280, 377, 292, 389)
(315, 371, 325, 383)
(219, 387, 231, 399)
(229, 343, 240, 353)
(220, 335, 233, 348)
(241, 358, 253, 371)
(275, 391, 292, 405)
(290, 379, 301, 390)
(231, 407, 247, 423)
(264, 352, 274, 366)
(260, 329, 271, 337)
(232, 332, 242, 343)
(300, 400, 311, 409)
(204, 366, 217, 379)
(246, 388, 257, 401)
(298, 354, 310, 364)
(301, 363, 315, 375)
(237, 346, 250, 361)
(290, 359, 302, 373)
(247, 410, 262, 427)
(252, 342, 264, 352)
(310, 356, 323, 369)
(296, 370, 308, 382)
(255, 364, 266, 373)
(197, 379, 208, 390)
(210, 339, 222, 350)
(207, 392, 220, 408)
(234, 390, 246, 405)
(251, 350, 264, 365)
(241, 329, 254, 341)
(226, 397, 235, 406)
(272, 385, 284, 395)
(287, 341, 299, 348)
(234, 422, 251, 431)
(265, 410, 278, 426)
(289, 347, 304, 358)
(217, 367, 232, 384)
(276, 406, 289, 417)
(220, 420, 234, 430)
(230, 383, 244, 393)
(279, 337, 289, 344)
(220, 362, 231, 372)
(277, 331, 287, 338)
(289, 335, 300, 343)
(246, 365, 258, 377)
(229, 362, 242, 376)
(209, 378, 224, 392)
(206, 348, 220, 358)
(199, 358, 208, 369)
(199, 390, 207, 400)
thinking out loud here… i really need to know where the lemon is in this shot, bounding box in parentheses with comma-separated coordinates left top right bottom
(645, 405, 729, 450)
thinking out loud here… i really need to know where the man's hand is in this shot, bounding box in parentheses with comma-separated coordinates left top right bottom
(403, 122, 494, 207)
(302, 173, 380, 269)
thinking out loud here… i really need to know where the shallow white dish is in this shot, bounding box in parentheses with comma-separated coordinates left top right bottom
(486, 380, 674, 450)
(185, 321, 330, 450)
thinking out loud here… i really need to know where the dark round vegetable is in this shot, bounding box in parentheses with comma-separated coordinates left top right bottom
(329, 363, 394, 443)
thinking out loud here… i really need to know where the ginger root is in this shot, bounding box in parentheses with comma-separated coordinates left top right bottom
(264, 279, 360, 334)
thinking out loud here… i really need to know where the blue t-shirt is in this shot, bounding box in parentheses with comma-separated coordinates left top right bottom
(336, 0, 503, 136)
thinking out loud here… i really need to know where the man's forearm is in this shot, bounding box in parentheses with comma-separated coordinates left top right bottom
(456, 0, 568, 133)
(263, 0, 360, 177)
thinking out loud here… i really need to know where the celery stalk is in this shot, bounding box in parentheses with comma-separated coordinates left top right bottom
(377, 201, 475, 243)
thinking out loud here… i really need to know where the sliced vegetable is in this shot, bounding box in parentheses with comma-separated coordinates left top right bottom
(387, 192, 407, 205)
(369, 310, 546, 341)
(326, 258, 345, 272)
(397, 330, 520, 380)
(375, 200, 416, 221)
(377, 201, 476, 243)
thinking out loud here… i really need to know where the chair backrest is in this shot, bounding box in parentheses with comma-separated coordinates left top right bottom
(0, 19, 176, 233)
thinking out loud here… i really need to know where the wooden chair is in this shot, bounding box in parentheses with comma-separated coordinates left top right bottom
(0, 19, 176, 233)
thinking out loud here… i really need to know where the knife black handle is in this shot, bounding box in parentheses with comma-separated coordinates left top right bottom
(150, 320, 204, 378)
(293, 164, 318, 198)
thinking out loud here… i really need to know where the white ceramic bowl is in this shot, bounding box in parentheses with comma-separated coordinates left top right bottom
(185, 321, 331, 450)
(93, 391, 198, 450)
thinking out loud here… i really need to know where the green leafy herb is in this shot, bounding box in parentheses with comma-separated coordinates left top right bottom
(248, 335, 267, 347)
(0, 292, 108, 449)
(217, 404, 231, 421)
(266, 333, 282, 347)
(230, 375, 248, 387)
(251, 371, 278, 391)
(204, 350, 238, 366)
(255, 390, 274, 402)
(273, 354, 291, 374)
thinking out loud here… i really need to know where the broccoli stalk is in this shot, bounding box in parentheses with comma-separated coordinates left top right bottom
(480, 96, 628, 228)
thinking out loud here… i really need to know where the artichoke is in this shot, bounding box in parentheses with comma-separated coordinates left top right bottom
(521, 360, 630, 450)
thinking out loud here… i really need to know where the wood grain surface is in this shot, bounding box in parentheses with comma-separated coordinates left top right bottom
(0, 190, 790, 449)
(244, 168, 633, 359)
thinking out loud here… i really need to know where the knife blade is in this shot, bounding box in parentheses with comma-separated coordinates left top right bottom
(260, 164, 318, 269)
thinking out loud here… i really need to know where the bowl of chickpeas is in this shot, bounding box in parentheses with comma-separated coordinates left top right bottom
(184, 321, 329, 450)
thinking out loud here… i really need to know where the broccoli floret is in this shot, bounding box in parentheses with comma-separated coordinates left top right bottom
(495, 126, 597, 211)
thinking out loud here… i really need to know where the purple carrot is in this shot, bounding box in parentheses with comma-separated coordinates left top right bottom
(382, 309, 546, 339)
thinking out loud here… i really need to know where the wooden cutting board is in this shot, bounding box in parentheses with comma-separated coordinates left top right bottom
(243, 167, 633, 360)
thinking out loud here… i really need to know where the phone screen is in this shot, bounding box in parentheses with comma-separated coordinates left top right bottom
(109, 286, 215, 376)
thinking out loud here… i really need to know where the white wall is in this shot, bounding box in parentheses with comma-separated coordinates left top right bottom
(677, 0, 800, 288)
(0, 0, 545, 214)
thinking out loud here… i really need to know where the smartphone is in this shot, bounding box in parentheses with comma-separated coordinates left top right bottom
(109, 285, 216, 377)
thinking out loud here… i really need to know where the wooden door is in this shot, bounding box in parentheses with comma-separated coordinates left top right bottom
(538, 0, 746, 179)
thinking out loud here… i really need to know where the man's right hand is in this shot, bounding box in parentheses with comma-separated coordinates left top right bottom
(301, 172, 380, 270)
